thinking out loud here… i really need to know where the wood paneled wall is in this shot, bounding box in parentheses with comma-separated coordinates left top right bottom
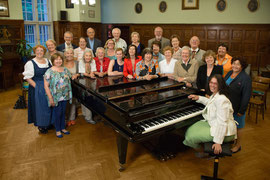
(128, 24, 270, 70)
(53, 21, 102, 46)
(0, 20, 24, 89)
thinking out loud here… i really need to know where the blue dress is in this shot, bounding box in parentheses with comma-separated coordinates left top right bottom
(112, 59, 124, 72)
(28, 59, 52, 127)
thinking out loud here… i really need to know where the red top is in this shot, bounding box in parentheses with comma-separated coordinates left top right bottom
(94, 57, 110, 72)
(123, 56, 142, 77)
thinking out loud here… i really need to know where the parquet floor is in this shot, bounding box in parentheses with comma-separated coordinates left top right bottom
(0, 87, 270, 180)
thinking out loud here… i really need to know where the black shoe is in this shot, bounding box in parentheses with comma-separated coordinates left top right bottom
(38, 127, 48, 134)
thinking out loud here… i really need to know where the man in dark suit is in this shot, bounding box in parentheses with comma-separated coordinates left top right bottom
(148, 26, 170, 50)
(56, 31, 78, 52)
(86, 27, 102, 55)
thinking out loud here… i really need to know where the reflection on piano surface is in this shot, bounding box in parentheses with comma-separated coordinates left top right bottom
(72, 76, 204, 171)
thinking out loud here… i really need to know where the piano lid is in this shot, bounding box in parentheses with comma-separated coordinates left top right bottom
(74, 76, 185, 101)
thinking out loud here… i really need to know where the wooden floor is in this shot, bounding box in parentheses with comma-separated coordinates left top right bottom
(0, 87, 270, 180)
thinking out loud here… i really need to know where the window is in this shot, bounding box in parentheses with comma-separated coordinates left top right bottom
(22, 0, 53, 48)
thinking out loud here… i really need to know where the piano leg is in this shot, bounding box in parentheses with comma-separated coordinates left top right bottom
(116, 134, 128, 172)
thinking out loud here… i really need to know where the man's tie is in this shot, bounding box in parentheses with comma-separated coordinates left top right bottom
(192, 51, 196, 59)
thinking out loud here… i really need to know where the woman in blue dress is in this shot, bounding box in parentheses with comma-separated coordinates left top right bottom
(108, 48, 124, 76)
(23, 45, 52, 134)
(225, 56, 251, 153)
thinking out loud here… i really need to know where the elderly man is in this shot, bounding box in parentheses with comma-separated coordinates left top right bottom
(148, 26, 170, 50)
(112, 28, 127, 53)
(189, 36, 206, 66)
(56, 31, 78, 52)
(86, 27, 102, 55)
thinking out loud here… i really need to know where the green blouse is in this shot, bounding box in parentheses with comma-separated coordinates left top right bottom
(44, 67, 72, 106)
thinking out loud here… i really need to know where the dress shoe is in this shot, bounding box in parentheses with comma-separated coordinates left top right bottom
(56, 132, 63, 138)
(38, 127, 48, 134)
(61, 130, 70, 135)
(66, 121, 72, 127)
(232, 146, 241, 153)
(86, 119, 96, 125)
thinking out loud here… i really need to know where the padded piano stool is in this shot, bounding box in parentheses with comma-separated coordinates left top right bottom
(201, 142, 233, 180)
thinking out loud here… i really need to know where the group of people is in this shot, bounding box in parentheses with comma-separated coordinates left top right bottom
(23, 26, 251, 154)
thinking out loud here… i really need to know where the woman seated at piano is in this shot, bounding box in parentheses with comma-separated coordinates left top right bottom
(108, 48, 124, 76)
(134, 48, 161, 80)
(123, 45, 142, 79)
(93, 47, 110, 77)
(172, 46, 199, 87)
(159, 46, 177, 78)
(183, 74, 237, 155)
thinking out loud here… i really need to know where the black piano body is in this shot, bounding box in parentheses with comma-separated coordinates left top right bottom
(72, 76, 204, 171)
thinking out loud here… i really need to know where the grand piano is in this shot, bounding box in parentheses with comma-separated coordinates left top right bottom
(72, 76, 205, 171)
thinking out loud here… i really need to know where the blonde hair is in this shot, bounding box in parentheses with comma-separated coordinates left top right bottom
(45, 39, 57, 47)
(104, 39, 115, 49)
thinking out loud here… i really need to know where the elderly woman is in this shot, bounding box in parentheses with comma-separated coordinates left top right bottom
(225, 57, 252, 153)
(159, 46, 177, 78)
(104, 39, 116, 60)
(173, 46, 199, 87)
(134, 48, 160, 80)
(64, 48, 80, 126)
(196, 50, 223, 91)
(78, 50, 97, 124)
(123, 45, 142, 79)
(108, 48, 124, 76)
(23, 45, 52, 134)
(130, 32, 145, 55)
(151, 40, 165, 63)
(184, 74, 237, 155)
(170, 34, 181, 61)
(94, 47, 110, 77)
(216, 43, 232, 77)
(44, 39, 63, 60)
(74, 37, 93, 61)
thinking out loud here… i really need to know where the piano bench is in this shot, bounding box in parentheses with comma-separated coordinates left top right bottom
(201, 142, 233, 180)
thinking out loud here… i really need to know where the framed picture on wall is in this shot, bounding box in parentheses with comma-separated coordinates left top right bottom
(135, 3, 142, 14)
(66, 0, 74, 9)
(88, 10, 95, 18)
(0, 0, 9, 17)
(248, 0, 259, 12)
(182, 0, 199, 10)
(217, 0, 226, 12)
(159, 1, 167, 13)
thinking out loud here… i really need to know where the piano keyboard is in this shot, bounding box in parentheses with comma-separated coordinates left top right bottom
(136, 105, 204, 134)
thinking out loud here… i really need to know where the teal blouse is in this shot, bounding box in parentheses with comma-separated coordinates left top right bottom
(44, 67, 72, 106)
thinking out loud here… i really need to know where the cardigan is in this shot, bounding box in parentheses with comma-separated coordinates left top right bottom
(225, 70, 252, 115)
(197, 93, 237, 144)
(196, 65, 223, 90)
(173, 58, 199, 84)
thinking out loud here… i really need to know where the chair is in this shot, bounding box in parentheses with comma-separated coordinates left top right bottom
(18, 73, 28, 107)
(253, 76, 270, 109)
(201, 142, 232, 180)
(248, 82, 269, 124)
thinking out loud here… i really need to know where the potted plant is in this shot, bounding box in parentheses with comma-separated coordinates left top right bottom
(0, 46, 3, 67)
(16, 40, 33, 63)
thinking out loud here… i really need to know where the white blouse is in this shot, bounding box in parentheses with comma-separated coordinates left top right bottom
(78, 60, 97, 74)
(159, 58, 177, 74)
(74, 47, 94, 61)
(23, 58, 51, 80)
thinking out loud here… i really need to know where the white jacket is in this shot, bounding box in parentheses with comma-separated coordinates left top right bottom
(197, 92, 237, 144)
